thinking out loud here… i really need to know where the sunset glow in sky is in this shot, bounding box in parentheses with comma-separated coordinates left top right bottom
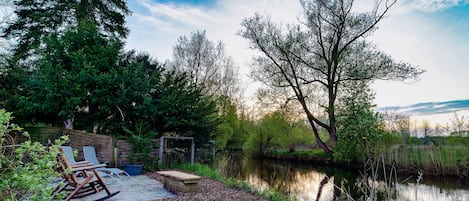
(125, 0, 469, 109)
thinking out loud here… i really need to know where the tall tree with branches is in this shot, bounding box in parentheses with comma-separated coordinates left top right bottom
(170, 30, 240, 98)
(240, 0, 423, 153)
(3, 0, 130, 62)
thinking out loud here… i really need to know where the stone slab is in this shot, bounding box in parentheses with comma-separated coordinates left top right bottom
(71, 175, 174, 201)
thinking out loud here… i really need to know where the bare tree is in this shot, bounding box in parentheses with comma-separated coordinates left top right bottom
(382, 111, 410, 143)
(450, 112, 466, 135)
(412, 119, 419, 137)
(239, 0, 423, 153)
(170, 30, 240, 98)
(444, 122, 451, 136)
(255, 87, 310, 122)
(434, 123, 442, 136)
(421, 120, 431, 137)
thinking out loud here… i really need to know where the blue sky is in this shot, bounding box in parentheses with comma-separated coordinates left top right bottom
(125, 0, 469, 112)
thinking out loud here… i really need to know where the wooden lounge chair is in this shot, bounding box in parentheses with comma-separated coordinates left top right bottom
(61, 146, 113, 178)
(52, 147, 120, 201)
(83, 146, 129, 177)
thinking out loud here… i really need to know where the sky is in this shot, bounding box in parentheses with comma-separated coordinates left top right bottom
(125, 0, 469, 117)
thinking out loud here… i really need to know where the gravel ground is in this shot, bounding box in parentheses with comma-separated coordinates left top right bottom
(146, 172, 267, 201)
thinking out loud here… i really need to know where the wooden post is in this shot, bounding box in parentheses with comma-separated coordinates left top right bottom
(191, 139, 195, 164)
(158, 136, 164, 166)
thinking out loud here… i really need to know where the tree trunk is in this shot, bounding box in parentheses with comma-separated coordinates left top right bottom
(298, 97, 331, 153)
(328, 79, 338, 147)
(308, 113, 331, 153)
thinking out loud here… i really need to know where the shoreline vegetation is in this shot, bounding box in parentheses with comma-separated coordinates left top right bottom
(261, 136, 469, 177)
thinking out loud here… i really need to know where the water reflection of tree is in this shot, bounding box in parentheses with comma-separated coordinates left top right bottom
(220, 155, 469, 201)
(243, 157, 339, 200)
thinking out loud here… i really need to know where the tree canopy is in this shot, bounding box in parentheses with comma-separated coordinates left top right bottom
(6, 21, 219, 142)
(3, 0, 130, 61)
(240, 0, 423, 153)
(170, 30, 240, 98)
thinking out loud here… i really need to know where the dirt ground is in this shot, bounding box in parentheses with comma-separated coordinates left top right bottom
(146, 172, 267, 201)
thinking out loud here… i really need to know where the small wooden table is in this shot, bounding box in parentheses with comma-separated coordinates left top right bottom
(157, 170, 201, 193)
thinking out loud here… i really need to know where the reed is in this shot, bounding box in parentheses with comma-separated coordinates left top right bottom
(384, 145, 469, 176)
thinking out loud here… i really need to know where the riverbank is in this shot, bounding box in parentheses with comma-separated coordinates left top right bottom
(262, 137, 469, 177)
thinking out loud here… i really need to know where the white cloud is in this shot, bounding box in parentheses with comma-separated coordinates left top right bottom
(133, 13, 175, 31)
(400, 0, 469, 12)
(128, 0, 302, 60)
(138, 0, 222, 28)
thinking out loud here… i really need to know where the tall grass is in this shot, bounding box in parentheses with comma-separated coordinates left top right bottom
(384, 145, 469, 176)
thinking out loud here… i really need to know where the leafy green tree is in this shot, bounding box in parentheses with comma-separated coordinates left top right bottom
(151, 70, 219, 143)
(215, 97, 251, 151)
(8, 21, 219, 142)
(7, 21, 122, 129)
(239, 0, 423, 153)
(334, 83, 384, 162)
(243, 111, 314, 155)
(3, 0, 130, 61)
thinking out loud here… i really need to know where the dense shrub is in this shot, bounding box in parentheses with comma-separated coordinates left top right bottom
(0, 109, 67, 201)
(334, 85, 384, 162)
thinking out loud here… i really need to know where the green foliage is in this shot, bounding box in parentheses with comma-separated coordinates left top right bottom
(122, 122, 157, 164)
(7, 21, 122, 127)
(153, 71, 219, 143)
(6, 22, 219, 143)
(385, 145, 469, 175)
(4, 0, 130, 61)
(381, 131, 403, 146)
(177, 163, 224, 180)
(334, 84, 384, 162)
(243, 111, 314, 155)
(215, 97, 251, 151)
(384, 136, 469, 175)
(0, 109, 67, 200)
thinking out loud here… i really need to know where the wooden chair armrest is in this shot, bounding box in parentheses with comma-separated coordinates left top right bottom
(70, 161, 94, 168)
(71, 164, 106, 172)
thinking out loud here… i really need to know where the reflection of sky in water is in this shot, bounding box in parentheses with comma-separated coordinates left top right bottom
(289, 171, 334, 201)
(243, 168, 469, 201)
(397, 183, 469, 201)
(244, 170, 334, 201)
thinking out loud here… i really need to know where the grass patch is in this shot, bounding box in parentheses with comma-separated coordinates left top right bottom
(176, 163, 295, 201)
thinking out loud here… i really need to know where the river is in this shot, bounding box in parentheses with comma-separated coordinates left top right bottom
(219, 155, 469, 201)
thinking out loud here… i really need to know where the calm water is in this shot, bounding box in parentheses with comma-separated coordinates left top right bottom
(219, 155, 469, 201)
